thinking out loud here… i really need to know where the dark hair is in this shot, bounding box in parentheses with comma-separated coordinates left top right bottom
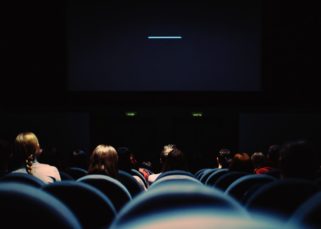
(229, 152, 253, 173)
(162, 148, 188, 172)
(279, 140, 319, 179)
(267, 144, 281, 166)
(217, 148, 232, 168)
(251, 152, 267, 169)
(117, 146, 132, 172)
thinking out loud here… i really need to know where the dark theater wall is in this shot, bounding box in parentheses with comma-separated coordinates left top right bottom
(1, 1, 321, 170)
(90, 109, 239, 172)
(0, 112, 90, 157)
(239, 113, 321, 154)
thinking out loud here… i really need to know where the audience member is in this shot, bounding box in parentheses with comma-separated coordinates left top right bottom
(148, 144, 175, 184)
(229, 152, 253, 173)
(70, 148, 89, 170)
(117, 146, 147, 190)
(162, 147, 188, 172)
(88, 144, 118, 178)
(267, 144, 281, 168)
(11, 132, 61, 183)
(279, 140, 319, 180)
(251, 152, 272, 174)
(217, 148, 232, 169)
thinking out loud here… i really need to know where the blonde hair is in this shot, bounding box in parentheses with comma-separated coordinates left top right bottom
(88, 145, 118, 178)
(14, 132, 41, 175)
(160, 144, 176, 162)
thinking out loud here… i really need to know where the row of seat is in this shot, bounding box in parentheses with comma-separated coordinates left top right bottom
(153, 169, 321, 228)
(1, 169, 321, 228)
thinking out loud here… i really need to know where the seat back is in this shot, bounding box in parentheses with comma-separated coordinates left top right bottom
(213, 171, 249, 191)
(245, 179, 319, 219)
(131, 169, 148, 188)
(77, 174, 131, 212)
(59, 171, 75, 181)
(65, 167, 88, 180)
(150, 174, 202, 189)
(205, 168, 229, 185)
(0, 182, 81, 229)
(199, 168, 218, 183)
(112, 181, 247, 226)
(118, 170, 143, 197)
(43, 181, 116, 229)
(0, 172, 45, 188)
(289, 191, 321, 229)
(111, 207, 303, 229)
(225, 174, 277, 203)
(194, 168, 210, 179)
(156, 170, 195, 181)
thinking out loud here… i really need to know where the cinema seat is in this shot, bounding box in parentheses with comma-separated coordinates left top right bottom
(150, 174, 202, 189)
(225, 174, 276, 203)
(111, 181, 247, 226)
(0, 182, 81, 229)
(65, 167, 88, 180)
(0, 172, 45, 188)
(110, 207, 303, 229)
(245, 179, 319, 219)
(213, 171, 249, 191)
(289, 191, 321, 229)
(43, 181, 116, 229)
(205, 168, 229, 185)
(77, 174, 131, 212)
(117, 170, 144, 197)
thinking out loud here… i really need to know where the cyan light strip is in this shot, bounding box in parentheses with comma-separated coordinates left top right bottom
(148, 36, 182, 39)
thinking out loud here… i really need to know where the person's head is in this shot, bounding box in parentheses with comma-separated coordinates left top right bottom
(217, 148, 232, 168)
(229, 152, 253, 173)
(88, 145, 118, 178)
(267, 144, 281, 167)
(160, 144, 176, 165)
(251, 152, 267, 169)
(14, 132, 42, 174)
(70, 149, 89, 170)
(117, 146, 135, 172)
(162, 147, 188, 172)
(279, 140, 319, 179)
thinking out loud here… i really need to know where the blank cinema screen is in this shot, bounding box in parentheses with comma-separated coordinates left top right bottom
(67, 0, 262, 91)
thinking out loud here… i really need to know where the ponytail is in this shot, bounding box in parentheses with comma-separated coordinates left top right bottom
(25, 153, 35, 175)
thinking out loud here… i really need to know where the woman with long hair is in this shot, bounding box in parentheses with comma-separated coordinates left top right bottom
(12, 132, 61, 183)
(88, 144, 118, 178)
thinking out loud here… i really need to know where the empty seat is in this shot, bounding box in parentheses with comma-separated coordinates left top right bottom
(65, 167, 88, 180)
(289, 191, 321, 229)
(245, 179, 319, 219)
(117, 170, 144, 197)
(225, 174, 277, 203)
(111, 181, 247, 226)
(0, 172, 45, 188)
(194, 168, 210, 179)
(0, 182, 81, 229)
(43, 181, 116, 229)
(205, 168, 230, 185)
(150, 174, 202, 189)
(156, 170, 195, 181)
(199, 168, 218, 183)
(213, 171, 249, 191)
(131, 169, 148, 188)
(59, 171, 75, 181)
(77, 174, 131, 212)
